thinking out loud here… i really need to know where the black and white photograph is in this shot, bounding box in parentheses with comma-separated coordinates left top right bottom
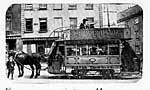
(1, 0, 150, 90)
(5, 3, 143, 82)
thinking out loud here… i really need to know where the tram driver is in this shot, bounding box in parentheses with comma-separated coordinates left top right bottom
(55, 52, 64, 71)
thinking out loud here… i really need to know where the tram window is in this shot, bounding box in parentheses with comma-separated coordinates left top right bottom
(66, 47, 76, 56)
(97, 45, 108, 55)
(77, 48, 80, 55)
(109, 47, 119, 55)
(82, 47, 88, 55)
(89, 47, 97, 55)
(77, 45, 88, 56)
(97, 48, 105, 55)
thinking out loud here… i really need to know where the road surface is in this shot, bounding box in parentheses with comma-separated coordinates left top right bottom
(5, 63, 141, 84)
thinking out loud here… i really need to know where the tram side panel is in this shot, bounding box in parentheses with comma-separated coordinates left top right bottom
(64, 42, 121, 77)
(65, 55, 121, 76)
(47, 40, 140, 77)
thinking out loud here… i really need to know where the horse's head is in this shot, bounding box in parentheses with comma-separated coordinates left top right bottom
(8, 50, 16, 59)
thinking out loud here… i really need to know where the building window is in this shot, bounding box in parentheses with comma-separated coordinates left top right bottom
(70, 17, 77, 29)
(85, 4, 93, 10)
(39, 4, 47, 10)
(135, 18, 139, 24)
(86, 17, 94, 28)
(86, 17, 94, 23)
(68, 4, 77, 10)
(39, 18, 47, 33)
(54, 17, 63, 29)
(6, 16, 11, 31)
(53, 4, 62, 10)
(24, 4, 33, 10)
(25, 18, 33, 32)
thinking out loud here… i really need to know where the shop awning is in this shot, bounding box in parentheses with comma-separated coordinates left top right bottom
(22, 37, 59, 41)
(6, 35, 21, 39)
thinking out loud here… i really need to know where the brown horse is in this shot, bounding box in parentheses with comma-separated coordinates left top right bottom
(8, 50, 44, 78)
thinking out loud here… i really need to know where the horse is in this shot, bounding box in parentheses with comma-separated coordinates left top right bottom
(8, 50, 44, 78)
(121, 40, 139, 72)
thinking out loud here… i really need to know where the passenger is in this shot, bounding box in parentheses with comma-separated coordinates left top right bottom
(97, 48, 105, 55)
(55, 52, 63, 62)
(90, 47, 97, 55)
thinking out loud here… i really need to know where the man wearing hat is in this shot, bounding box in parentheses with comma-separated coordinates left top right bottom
(79, 18, 88, 29)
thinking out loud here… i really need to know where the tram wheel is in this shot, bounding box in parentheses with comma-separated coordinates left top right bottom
(101, 70, 113, 79)
(110, 70, 114, 79)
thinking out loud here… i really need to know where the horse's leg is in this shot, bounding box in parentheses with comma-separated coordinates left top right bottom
(20, 65, 24, 77)
(38, 63, 41, 76)
(17, 64, 21, 77)
(35, 63, 41, 78)
(35, 65, 38, 78)
(30, 65, 34, 78)
(11, 70, 14, 80)
(7, 70, 10, 79)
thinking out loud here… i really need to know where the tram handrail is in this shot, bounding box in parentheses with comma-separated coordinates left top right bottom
(47, 41, 56, 56)
(48, 26, 82, 39)
(46, 26, 72, 56)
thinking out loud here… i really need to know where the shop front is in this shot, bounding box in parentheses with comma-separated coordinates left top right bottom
(22, 37, 58, 55)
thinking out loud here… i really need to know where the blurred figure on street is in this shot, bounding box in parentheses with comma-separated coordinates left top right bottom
(6, 56, 15, 80)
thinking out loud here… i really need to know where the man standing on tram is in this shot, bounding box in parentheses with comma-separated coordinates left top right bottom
(79, 18, 89, 29)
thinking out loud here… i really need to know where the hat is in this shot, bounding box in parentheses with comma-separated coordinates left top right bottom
(83, 19, 88, 22)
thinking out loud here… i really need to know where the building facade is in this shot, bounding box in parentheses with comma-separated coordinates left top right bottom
(21, 4, 103, 54)
(102, 3, 134, 27)
(6, 4, 22, 51)
(6, 3, 134, 55)
(20, 3, 134, 55)
(117, 5, 143, 57)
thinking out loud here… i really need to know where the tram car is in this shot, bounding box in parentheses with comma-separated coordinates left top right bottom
(47, 27, 139, 79)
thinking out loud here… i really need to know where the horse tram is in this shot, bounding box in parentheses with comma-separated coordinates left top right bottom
(46, 26, 140, 79)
